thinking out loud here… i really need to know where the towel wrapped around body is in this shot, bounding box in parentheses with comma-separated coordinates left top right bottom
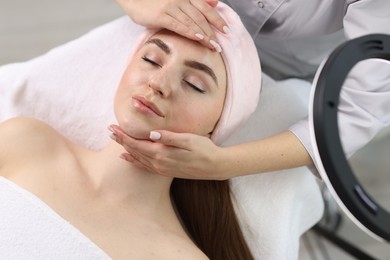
(0, 177, 110, 259)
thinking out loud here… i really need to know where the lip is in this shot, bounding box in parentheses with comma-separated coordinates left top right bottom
(132, 96, 165, 118)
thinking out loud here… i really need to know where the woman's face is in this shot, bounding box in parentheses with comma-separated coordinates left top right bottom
(114, 30, 227, 139)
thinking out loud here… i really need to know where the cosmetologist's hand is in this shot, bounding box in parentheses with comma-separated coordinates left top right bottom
(115, 0, 228, 52)
(109, 125, 233, 180)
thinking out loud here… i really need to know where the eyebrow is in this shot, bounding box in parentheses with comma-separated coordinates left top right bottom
(184, 60, 218, 85)
(145, 38, 171, 55)
(145, 38, 218, 85)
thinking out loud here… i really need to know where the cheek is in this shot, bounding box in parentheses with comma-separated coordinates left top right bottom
(114, 69, 151, 138)
(114, 66, 148, 110)
(118, 70, 145, 92)
(118, 57, 151, 90)
(168, 98, 224, 135)
(114, 97, 160, 140)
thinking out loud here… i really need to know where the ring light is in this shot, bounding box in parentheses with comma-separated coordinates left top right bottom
(309, 34, 390, 242)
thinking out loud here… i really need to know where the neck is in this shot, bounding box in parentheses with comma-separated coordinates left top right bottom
(79, 140, 174, 217)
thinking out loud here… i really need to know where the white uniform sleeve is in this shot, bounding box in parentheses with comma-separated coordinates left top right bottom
(290, 0, 390, 175)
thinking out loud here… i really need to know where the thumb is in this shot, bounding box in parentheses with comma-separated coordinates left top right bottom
(149, 130, 196, 150)
(205, 0, 218, 8)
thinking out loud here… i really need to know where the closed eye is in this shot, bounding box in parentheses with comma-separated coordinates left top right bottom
(142, 56, 161, 67)
(184, 80, 206, 93)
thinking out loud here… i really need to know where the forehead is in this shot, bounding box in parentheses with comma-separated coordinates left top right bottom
(143, 30, 227, 85)
(149, 30, 204, 51)
(147, 30, 224, 65)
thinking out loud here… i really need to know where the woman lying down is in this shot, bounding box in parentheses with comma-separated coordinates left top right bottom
(0, 3, 261, 260)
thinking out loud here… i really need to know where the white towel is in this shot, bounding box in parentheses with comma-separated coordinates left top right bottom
(226, 75, 324, 259)
(0, 16, 324, 259)
(0, 177, 110, 259)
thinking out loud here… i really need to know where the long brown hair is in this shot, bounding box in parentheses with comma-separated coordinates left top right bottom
(171, 179, 254, 260)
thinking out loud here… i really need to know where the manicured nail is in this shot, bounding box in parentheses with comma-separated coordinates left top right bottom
(150, 131, 161, 140)
(195, 33, 205, 40)
(210, 40, 222, 53)
(223, 25, 230, 34)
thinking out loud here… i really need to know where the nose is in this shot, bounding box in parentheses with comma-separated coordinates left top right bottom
(148, 70, 173, 98)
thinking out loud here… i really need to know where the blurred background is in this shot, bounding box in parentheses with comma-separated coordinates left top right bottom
(0, 0, 123, 64)
(1, 1, 389, 259)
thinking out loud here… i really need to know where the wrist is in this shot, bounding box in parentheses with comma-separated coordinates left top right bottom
(214, 146, 239, 180)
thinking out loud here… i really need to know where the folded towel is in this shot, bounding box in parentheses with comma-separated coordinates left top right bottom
(0, 16, 323, 260)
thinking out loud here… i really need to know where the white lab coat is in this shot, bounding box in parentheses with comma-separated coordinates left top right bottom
(221, 0, 390, 168)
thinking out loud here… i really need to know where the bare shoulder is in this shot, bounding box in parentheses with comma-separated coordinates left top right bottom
(0, 117, 67, 174)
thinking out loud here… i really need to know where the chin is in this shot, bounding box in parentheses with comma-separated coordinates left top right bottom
(115, 110, 154, 140)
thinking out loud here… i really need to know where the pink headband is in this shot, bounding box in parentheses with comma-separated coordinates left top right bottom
(127, 2, 261, 145)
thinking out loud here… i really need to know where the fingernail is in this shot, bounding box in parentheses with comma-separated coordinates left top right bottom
(195, 33, 205, 40)
(119, 154, 126, 160)
(150, 131, 161, 140)
(108, 125, 114, 133)
(223, 25, 230, 34)
(210, 40, 222, 53)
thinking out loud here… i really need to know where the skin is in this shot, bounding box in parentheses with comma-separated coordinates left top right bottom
(0, 31, 226, 259)
(115, 30, 226, 140)
(115, 0, 227, 51)
(111, 126, 313, 180)
(111, 0, 314, 180)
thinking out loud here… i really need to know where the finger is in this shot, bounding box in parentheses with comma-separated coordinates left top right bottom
(163, 10, 217, 50)
(122, 149, 213, 180)
(158, 12, 203, 41)
(191, 0, 228, 34)
(178, 4, 218, 47)
(121, 153, 155, 172)
(205, 0, 218, 8)
(111, 125, 159, 158)
(149, 130, 196, 150)
(122, 152, 180, 178)
(163, 4, 222, 51)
